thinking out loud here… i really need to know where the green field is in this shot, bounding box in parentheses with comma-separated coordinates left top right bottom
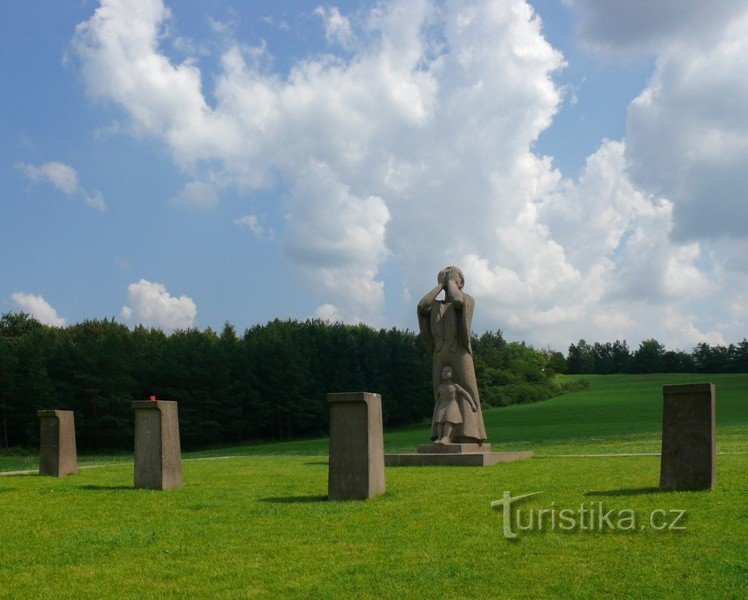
(1, 374, 746, 598)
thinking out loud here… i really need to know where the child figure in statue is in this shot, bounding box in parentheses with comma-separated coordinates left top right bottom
(433, 366, 477, 444)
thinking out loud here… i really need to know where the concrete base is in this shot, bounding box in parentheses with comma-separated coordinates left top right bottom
(132, 400, 183, 490)
(37, 410, 78, 477)
(417, 442, 491, 454)
(327, 392, 386, 500)
(386, 450, 533, 466)
(660, 382, 716, 491)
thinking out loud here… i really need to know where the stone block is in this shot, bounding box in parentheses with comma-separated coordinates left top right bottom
(417, 442, 491, 454)
(132, 400, 182, 490)
(385, 450, 532, 466)
(388, 440, 532, 466)
(327, 392, 385, 500)
(37, 410, 77, 477)
(660, 382, 716, 490)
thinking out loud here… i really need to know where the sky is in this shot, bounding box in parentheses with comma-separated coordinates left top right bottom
(1, 0, 746, 350)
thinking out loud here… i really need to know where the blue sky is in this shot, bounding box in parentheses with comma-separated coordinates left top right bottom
(1, 0, 746, 349)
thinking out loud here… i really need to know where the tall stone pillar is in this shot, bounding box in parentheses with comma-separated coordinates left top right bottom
(37, 410, 78, 477)
(327, 392, 386, 500)
(660, 383, 716, 490)
(132, 400, 182, 490)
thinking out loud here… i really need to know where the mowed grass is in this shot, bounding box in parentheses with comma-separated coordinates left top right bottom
(1, 455, 746, 598)
(1, 374, 746, 598)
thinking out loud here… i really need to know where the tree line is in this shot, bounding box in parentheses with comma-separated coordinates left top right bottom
(3, 311, 743, 452)
(562, 338, 748, 374)
(0, 313, 571, 452)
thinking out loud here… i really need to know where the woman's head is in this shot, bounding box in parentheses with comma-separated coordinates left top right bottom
(438, 266, 465, 289)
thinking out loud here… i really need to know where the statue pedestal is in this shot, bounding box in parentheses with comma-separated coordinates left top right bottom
(417, 442, 491, 454)
(385, 442, 532, 466)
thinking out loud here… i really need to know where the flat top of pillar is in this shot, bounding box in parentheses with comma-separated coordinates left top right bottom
(327, 392, 381, 404)
(131, 400, 178, 409)
(663, 382, 714, 394)
(37, 409, 73, 417)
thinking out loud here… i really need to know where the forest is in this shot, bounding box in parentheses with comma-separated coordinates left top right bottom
(1, 312, 744, 452)
(0, 312, 578, 452)
(563, 338, 748, 375)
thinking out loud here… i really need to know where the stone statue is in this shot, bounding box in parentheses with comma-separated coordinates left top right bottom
(433, 366, 477, 444)
(417, 266, 487, 444)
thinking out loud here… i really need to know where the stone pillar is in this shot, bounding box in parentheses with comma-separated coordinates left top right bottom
(37, 410, 78, 477)
(327, 392, 385, 500)
(660, 383, 716, 491)
(132, 401, 182, 490)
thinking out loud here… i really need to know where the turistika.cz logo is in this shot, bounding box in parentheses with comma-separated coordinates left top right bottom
(491, 491, 687, 539)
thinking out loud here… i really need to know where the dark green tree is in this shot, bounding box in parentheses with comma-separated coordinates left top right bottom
(567, 340, 595, 374)
(633, 339, 666, 373)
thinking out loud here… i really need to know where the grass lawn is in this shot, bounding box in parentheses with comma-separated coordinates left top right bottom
(1, 374, 746, 598)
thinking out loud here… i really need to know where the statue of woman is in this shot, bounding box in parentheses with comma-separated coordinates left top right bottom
(417, 266, 487, 444)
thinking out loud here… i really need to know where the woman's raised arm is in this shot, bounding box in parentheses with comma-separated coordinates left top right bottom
(417, 282, 443, 315)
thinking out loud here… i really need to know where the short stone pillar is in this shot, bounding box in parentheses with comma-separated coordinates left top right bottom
(132, 401, 182, 490)
(660, 383, 716, 491)
(37, 410, 78, 477)
(327, 392, 385, 500)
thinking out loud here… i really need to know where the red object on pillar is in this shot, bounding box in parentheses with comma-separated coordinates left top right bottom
(149, 395, 157, 403)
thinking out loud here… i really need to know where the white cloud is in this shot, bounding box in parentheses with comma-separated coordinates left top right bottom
(662, 308, 725, 348)
(11, 293, 66, 326)
(530, 140, 722, 347)
(172, 35, 210, 57)
(71, 0, 746, 347)
(315, 303, 343, 322)
(570, 1, 748, 244)
(171, 180, 218, 208)
(315, 6, 354, 49)
(121, 279, 197, 331)
(21, 161, 77, 193)
(87, 192, 106, 211)
(17, 161, 107, 210)
(208, 16, 237, 36)
(282, 161, 390, 321)
(624, 9, 748, 242)
(570, 0, 745, 56)
(233, 215, 273, 240)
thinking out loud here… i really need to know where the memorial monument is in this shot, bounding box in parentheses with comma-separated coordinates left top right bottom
(385, 266, 533, 466)
(37, 409, 78, 477)
(660, 382, 716, 490)
(328, 392, 386, 500)
(132, 400, 183, 490)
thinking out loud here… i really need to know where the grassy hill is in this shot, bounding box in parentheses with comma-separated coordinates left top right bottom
(197, 372, 747, 457)
(1, 374, 746, 598)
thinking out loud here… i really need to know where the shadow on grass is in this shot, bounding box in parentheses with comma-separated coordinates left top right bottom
(78, 484, 133, 491)
(303, 461, 328, 466)
(260, 495, 328, 504)
(0, 487, 16, 493)
(584, 487, 667, 497)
